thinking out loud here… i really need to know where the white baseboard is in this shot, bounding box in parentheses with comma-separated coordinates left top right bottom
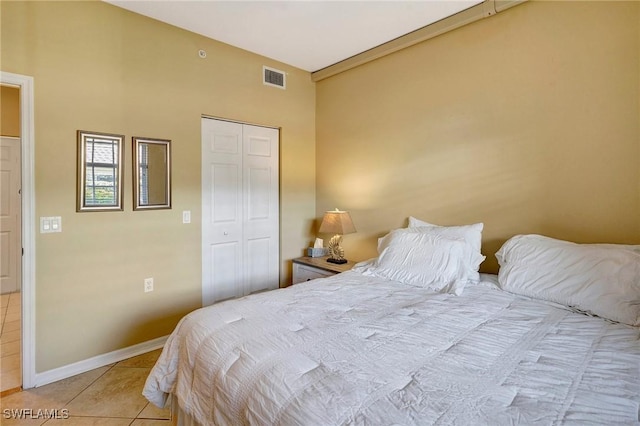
(32, 335, 168, 388)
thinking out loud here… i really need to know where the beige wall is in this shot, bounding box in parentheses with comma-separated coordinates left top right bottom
(1, 1, 316, 372)
(1, 85, 20, 137)
(316, 0, 640, 273)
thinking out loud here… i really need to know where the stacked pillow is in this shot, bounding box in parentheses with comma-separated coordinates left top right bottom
(364, 217, 485, 295)
(496, 234, 640, 326)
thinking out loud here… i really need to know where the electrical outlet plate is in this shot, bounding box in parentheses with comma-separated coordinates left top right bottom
(40, 216, 62, 233)
(144, 278, 154, 292)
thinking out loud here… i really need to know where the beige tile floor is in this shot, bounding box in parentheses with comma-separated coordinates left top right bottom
(1, 291, 22, 394)
(0, 348, 171, 425)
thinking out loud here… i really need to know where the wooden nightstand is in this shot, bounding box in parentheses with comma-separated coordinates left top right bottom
(292, 256, 357, 285)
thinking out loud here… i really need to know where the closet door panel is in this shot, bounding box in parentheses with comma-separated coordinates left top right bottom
(210, 163, 241, 233)
(202, 119, 244, 306)
(243, 124, 279, 295)
(247, 167, 270, 220)
(209, 242, 241, 302)
(245, 237, 272, 294)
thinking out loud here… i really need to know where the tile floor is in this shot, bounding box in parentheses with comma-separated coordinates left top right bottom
(0, 349, 171, 425)
(1, 291, 22, 394)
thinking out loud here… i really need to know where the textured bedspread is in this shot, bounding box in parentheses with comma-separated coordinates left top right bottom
(143, 272, 640, 425)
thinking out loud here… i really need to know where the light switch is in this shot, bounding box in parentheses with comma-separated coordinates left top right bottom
(182, 210, 191, 224)
(40, 216, 62, 233)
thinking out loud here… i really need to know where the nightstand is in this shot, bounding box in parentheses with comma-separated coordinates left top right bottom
(292, 256, 357, 285)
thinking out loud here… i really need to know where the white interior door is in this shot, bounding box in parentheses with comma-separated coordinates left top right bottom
(0, 137, 22, 294)
(202, 118, 279, 306)
(242, 124, 279, 295)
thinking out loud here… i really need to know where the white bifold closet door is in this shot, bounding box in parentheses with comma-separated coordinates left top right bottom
(201, 117, 280, 306)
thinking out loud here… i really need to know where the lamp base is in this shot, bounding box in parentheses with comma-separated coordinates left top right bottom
(327, 258, 347, 264)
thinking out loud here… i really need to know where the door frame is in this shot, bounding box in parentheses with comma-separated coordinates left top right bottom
(1, 71, 36, 389)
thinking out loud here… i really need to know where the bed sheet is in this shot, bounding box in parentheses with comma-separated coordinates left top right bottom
(143, 271, 640, 425)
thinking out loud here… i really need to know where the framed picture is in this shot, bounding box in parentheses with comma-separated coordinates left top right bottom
(77, 130, 125, 212)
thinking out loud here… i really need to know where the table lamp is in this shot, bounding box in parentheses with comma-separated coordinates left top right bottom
(318, 209, 356, 264)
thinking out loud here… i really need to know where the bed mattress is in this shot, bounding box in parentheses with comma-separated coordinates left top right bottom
(143, 271, 640, 425)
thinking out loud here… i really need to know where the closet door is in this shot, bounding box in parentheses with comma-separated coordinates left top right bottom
(242, 124, 280, 295)
(201, 118, 279, 306)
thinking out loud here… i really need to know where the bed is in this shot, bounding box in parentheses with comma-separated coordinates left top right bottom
(143, 221, 640, 425)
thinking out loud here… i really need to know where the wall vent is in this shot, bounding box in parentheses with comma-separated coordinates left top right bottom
(263, 66, 286, 89)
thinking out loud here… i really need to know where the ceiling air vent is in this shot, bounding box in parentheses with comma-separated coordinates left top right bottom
(263, 66, 286, 89)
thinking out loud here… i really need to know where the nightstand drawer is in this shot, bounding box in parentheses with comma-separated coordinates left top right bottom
(292, 263, 336, 284)
(291, 256, 356, 285)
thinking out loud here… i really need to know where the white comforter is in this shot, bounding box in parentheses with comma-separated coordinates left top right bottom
(143, 271, 640, 425)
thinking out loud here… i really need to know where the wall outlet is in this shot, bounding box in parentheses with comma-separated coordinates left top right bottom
(144, 278, 154, 293)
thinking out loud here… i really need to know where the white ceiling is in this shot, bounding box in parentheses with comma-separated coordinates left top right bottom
(105, 0, 481, 72)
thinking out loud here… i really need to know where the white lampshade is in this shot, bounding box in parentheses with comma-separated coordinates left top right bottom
(318, 209, 356, 235)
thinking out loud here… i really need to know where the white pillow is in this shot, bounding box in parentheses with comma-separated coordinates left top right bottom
(496, 234, 640, 326)
(370, 231, 485, 295)
(383, 218, 486, 282)
(407, 216, 483, 256)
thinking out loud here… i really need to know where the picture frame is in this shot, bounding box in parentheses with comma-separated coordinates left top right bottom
(76, 130, 125, 212)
